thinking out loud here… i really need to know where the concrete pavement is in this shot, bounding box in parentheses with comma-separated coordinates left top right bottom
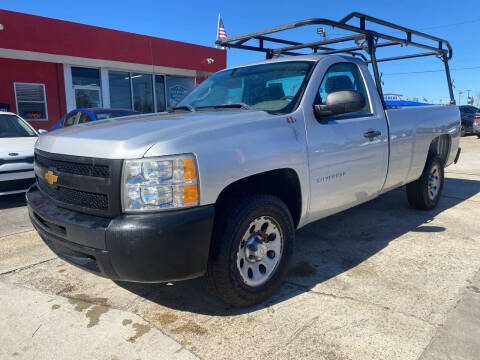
(1, 136, 479, 359)
(0, 280, 198, 360)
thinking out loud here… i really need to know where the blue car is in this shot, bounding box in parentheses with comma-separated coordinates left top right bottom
(51, 108, 139, 130)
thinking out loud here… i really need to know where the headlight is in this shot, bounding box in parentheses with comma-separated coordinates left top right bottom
(122, 154, 199, 212)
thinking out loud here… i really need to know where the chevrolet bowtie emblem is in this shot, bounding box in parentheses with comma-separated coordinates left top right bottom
(45, 170, 58, 185)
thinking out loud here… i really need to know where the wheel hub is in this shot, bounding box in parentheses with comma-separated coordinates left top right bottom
(428, 163, 441, 201)
(245, 235, 268, 262)
(236, 216, 283, 287)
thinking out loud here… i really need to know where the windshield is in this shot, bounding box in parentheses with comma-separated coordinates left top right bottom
(177, 61, 315, 114)
(94, 110, 138, 120)
(0, 115, 37, 138)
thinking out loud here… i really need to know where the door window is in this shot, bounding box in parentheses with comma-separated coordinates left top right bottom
(72, 67, 100, 86)
(72, 67, 102, 109)
(77, 113, 92, 124)
(74, 88, 102, 108)
(316, 63, 371, 117)
(62, 112, 79, 127)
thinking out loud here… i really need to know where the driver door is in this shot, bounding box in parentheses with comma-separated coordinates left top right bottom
(306, 62, 389, 220)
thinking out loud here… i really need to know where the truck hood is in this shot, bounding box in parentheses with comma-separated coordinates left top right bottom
(36, 111, 272, 159)
(0, 137, 37, 159)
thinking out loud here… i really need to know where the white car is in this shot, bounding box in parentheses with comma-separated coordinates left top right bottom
(0, 112, 44, 195)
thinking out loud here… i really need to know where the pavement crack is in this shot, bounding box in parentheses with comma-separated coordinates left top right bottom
(31, 324, 41, 338)
(0, 257, 57, 276)
(285, 281, 439, 327)
(267, 315, 320, 359)
(0, 228, 35, 238)
(285, 316, 319, 346)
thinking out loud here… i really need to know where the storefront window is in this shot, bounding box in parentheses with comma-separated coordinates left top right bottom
(105, 71, 192, 113)
(109, 71, 132, 109)
(155, 75, 166, 112)
(166, 76, 195, 109)
(14, 83, 48, 120)
(132, 73, 154, 113)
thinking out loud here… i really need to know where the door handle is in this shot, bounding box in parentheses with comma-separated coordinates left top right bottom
(363, 129, 381, 138)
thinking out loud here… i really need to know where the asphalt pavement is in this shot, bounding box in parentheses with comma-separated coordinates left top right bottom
(1, 136, 479, 360)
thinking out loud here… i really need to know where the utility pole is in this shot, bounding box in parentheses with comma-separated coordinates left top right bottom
(317, 27, 326, 41)
(458, 90, 463, 105)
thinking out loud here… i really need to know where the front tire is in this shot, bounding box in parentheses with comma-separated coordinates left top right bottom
(406, 155, 444, 210)
(204, 195, 295, 307)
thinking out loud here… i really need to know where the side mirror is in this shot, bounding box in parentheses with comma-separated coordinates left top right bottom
(38, 129, 48, 135)
(314, 90, 366, 119)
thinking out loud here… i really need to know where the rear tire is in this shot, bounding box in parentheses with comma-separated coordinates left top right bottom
(204, 195, 294, 307)
(406, 155, 444, 210)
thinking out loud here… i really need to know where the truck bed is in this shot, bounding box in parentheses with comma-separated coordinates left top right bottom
(382, 105, 460, 193)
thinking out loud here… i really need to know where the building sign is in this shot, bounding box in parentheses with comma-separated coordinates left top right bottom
(24, 111, 45, 119)
(169, 85, 189, 107)
(384, 94, 403, 101)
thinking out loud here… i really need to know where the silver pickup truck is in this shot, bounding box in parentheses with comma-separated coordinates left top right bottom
(27, 13, 461, 307)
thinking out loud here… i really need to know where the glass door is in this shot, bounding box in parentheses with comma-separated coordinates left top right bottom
(74, 86, 102, 108)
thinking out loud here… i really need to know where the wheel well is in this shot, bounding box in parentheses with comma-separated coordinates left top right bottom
(429, 134, 451, 166)
(215, 169, 302, 227)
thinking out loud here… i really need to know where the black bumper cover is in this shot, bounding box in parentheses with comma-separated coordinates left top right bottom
(27, 185, 214, 282)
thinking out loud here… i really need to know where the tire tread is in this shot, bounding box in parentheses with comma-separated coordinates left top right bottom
(406, 155, 444, 210)
(204, 194, 294, 307)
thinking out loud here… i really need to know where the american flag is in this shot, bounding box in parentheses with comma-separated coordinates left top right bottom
(217, 14, 227, 49)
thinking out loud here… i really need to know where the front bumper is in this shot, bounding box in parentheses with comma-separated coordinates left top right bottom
(465, 122, 480, 134)
(27, 185, 214, 282)
(0, 174, 35, 195)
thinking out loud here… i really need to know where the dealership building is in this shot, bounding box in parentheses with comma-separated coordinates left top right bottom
(0, 10, 226, 130)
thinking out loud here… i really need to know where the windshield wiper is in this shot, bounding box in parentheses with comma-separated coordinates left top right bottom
(172, 104, 195, 112)
(195, 103, 254, 111)
(213, 103, 253, 110)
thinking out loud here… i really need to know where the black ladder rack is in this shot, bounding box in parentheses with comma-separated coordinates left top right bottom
(216, 12, 455, 106)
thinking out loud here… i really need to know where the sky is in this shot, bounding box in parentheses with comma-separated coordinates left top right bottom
(2, 0, 480, 105)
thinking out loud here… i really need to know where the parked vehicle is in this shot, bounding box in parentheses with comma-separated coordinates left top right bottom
(0, 112, 45, 195)
(51, 108, 139, 130)
(27, 13, 461, 307)
(475, 111, 480, 138)
(459, 105, 479, 136)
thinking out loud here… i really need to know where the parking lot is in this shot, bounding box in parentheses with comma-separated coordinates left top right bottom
(1, 136, 479, 360)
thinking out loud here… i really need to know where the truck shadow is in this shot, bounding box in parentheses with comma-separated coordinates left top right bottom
(117, 176, 479, 316)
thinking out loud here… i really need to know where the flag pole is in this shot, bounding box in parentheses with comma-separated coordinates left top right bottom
(216, 13, 220, 49)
